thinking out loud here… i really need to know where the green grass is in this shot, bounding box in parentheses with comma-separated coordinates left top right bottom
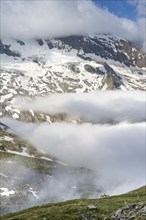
(1, 186, 146, 220)
(1, 131, 145, 219)
(0, 130, 47, 157)
(0, 151, 56, 173)
(0, 130, 56, 172)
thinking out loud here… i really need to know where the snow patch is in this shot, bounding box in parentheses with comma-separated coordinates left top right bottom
(12, 113, 19, 119)
(28, 188, 39, 199)
(41, 156, 53, 162)
(0, 136, 13, 141)
(0, 188, 15, 196)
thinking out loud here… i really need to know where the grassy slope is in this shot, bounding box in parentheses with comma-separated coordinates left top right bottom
(2, 186, 146, 220)
(0, 130, 54, 158)
(0, 130, 57, 171)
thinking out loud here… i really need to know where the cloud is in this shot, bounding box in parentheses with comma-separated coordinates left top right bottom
(1, 0, 145, 47)
(1, 155, 105, 214)
(127, 0, 146, 17)
(1, 91, 145, 198)
(2, 118, 146, 195)
(13, 91, 146, 124)
(1, 156, 100, 214)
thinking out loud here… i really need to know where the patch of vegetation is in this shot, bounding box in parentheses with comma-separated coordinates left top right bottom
(0, 130, 58, 174)
(0, 130, 44, 156)
(0, 151, 56, 174)
(1, 186, 146, 220)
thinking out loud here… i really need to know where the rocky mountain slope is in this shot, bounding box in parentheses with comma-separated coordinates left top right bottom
(0, 34, 146, 216)
(0, 123, 101, 215)
(2, 186, 146, 220)
(0, 122, 64, 214)
(1, 34, 146, 121)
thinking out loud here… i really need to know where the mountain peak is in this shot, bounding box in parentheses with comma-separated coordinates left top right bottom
(1, 34, 145, 68)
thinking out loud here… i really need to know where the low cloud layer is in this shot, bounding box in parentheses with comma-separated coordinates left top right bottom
(13, 91, 146, 124)
(1, 91, 145, 200)
(2, 118, 146, 195)
(1, 156, 99, 214)
(1, 0, 145, 48)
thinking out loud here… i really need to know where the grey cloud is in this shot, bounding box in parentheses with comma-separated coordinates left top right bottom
(1, 0, 145, 48)
(1, 91, 145, 197)
(2, 118, 145, 195)
(13, 91, 146, 124)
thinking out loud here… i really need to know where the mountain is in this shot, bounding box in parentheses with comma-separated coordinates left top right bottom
(1, 34, 146, 67)
(0, 123, 64, 214)
(0, 34, 146, 216)
(1, 34, 146, 122)
(0, 123, 101, 215)
(1, 186, 146, 220)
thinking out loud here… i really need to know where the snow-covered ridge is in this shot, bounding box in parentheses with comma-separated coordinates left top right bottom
(0, 34, 146, 121)
(1, 34, 145, 67)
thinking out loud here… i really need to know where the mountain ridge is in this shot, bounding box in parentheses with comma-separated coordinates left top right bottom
(0, 34, 146, 216)
(1, 34, 146, 67)
(1, 34, 146, 121)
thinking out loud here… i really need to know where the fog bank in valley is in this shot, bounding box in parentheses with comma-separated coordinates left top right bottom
(2, 118, 145, 195)
(13, 91, 146, 124)
(2, 91, 145, 201)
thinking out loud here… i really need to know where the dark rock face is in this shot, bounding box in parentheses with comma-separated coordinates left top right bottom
(46, 41, 54, 49)
(16, 40, 25, 46)
(0, 40, 21, 57)
(0, 34, 145, 67)
(55, 35, 146, 68)
(83, 62, 123, 89)
(0, 122, 9, 131)
(103, 63, 122, 88)
(118, 40, 146, 68)
(68, 63, 80, 73)
(57, 36, 84, 51)
(112, 202, 146, 220)
(84, 64, 96, 73)
(96, 68, 105, 75)
(36, 39, 44, 46)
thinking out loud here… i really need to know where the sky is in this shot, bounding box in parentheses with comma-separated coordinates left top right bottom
(93, 0, 146, 20)
(0, 0, 145, 46)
